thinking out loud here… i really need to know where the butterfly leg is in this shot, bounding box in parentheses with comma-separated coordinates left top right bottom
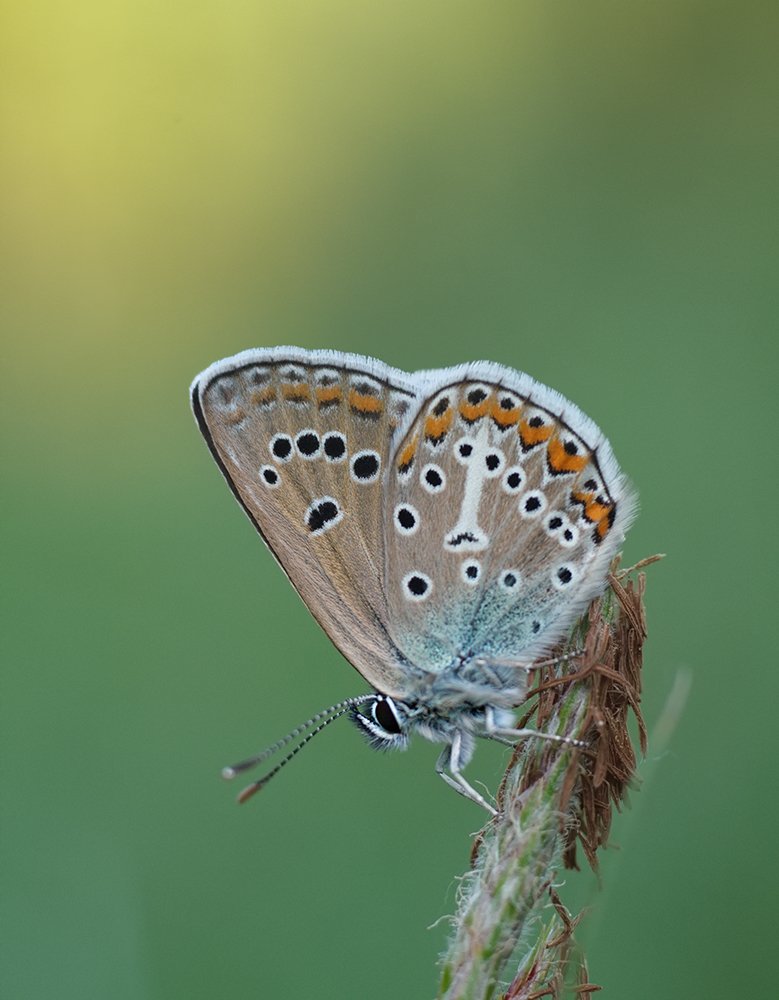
(435, 732, 498, 816)
(483, 707, 586, 749)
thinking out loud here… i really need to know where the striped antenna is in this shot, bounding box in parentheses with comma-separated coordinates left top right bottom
(221, 695, 374, 803)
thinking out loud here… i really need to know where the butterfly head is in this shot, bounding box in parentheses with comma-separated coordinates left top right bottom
(348, 678, 521, 754)
(349, 694, 411, 752)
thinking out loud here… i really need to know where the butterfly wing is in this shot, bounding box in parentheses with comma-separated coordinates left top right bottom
(191, 347, 424, 699)
(384, 363, 637, 672)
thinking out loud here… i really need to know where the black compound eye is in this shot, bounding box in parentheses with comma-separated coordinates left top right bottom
(372, 698, 402, 734)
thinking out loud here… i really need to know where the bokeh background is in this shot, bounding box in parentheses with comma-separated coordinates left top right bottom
(2, 3, 776, 998)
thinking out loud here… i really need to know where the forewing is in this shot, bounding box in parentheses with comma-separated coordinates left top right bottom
(191, 348, 421, 698)
(384, 363, 637, 671)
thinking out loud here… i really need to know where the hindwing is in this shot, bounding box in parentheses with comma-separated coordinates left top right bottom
(383, 364, 636, 671)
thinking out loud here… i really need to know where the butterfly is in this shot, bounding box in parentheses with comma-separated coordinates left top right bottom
(191, 347, 636, 813)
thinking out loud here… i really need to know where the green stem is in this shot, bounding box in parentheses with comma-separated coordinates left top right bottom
(437, 684, 588, 1000)
(437, 561, 652, 999)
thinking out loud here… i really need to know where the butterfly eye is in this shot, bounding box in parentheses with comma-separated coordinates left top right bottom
(372, 696, 403, 734)
(351, 696, 409, 751)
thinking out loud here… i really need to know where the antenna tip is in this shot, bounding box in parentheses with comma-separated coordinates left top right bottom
(221, 766, 237, 781)
(237, 782, 263, 805)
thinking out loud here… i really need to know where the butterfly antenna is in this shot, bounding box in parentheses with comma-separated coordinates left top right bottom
(221, 695, 373, 803)
(232, 705, 359, 804)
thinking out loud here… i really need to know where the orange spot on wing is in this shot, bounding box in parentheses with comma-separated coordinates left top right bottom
(225, 408, 246, 425)
(519, 419, 554, 449)
(459, 399, 490, 422)
(490, 398, 521, 427)
(282, 383, 311, 403)
(547, 437, 589, 474)
(316, 385, 341, 405)
(397, 435, 418, 471)
(249, 387, 277, 407)
(348, 389, 383, 415)
(584, 499, 612, 524)
(596, 516, 613, 541)
(424, 409, 453, 441)
(572, 489, 615, 535)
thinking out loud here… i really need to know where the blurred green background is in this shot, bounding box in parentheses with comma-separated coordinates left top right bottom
(2, 3, 776, 997)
